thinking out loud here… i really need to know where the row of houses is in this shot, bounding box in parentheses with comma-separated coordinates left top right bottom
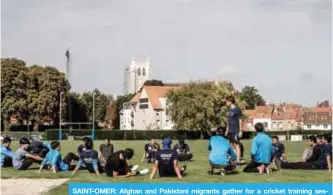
(243, 105, 332, 131)
(120, 86, 332, 131)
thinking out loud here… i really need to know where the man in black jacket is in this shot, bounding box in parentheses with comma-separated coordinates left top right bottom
(281, 135, 323, 170)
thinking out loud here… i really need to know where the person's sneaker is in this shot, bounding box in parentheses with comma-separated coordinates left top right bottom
(139, 168, 149, 175)
(131, 165, 139, 172)
(220, 169, 226, 176)
(207, 170, 214, 175)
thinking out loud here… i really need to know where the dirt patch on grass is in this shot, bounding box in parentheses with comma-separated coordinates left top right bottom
(1, 178, 68, 195)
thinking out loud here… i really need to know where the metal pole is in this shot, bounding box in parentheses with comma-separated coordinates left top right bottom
(27, 122, 30, 139)
(59, 92, 63, 141)
(92, 93, 95, 140)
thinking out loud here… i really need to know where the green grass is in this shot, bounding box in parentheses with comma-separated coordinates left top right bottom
(1, 140, 332, 195)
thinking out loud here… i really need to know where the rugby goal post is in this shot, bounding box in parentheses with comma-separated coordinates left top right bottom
(59, 122, 95, 141)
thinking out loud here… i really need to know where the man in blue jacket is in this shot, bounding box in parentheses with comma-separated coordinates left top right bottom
(208, 127, 237, 175)
(1, 137, 15, 167)
(243, 122, 272, 174)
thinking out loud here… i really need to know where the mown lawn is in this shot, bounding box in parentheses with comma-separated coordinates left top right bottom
(1, 140, 332, 195)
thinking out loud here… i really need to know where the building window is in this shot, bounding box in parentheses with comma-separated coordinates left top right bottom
(309, 116, 314, 120)
(166, 120, 169, 126)
(261, 114, 265, 118)
(142, 68, 146, 76)
(288, 122, 292, 129)
(322, 116, 327, 120)
(156, 112, 160, 116)
(324, 125, 328, 129)
(139, 104, 149, 109)
(264, 122, 268, 128)
(307, 125, 311, 128)
(156, 120, 161, 130)
(139, 98, 149, 109)
(166, 108, 169, 116)
(137, 68, 141, 76)
(139, 98, 148, 103)
(278, 122, 282, 128)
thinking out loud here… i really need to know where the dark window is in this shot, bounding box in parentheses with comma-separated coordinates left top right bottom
(142, 68, 146, 76)
(139, 98, 148, 103)
(137, 68, 141, 76)
(139, 104, 149, 109)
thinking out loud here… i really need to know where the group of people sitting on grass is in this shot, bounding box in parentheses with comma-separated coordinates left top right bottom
(0, 135, 190, 179)
(1, 123, 331, 178)
(208, 122, 332, 175)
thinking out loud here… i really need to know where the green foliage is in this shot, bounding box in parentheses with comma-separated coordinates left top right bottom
(113, 93, 135, 129)
(80, 89, 111, 122)
(239, 86, 265, 109)
(139, 79, 164, 92)
(166, 81, 245, 131)
(1, 58, 70, 130)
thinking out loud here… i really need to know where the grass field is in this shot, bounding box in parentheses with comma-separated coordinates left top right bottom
(1, 140, 332, 195)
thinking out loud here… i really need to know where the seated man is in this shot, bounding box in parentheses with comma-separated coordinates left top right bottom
(281, 135, 323, 170)
(297, 135, 320, 162)
(243, 123, 272, 174)
(150, 138, 186, 180)
(320, 134, 332, 172)
(173, 137, 193, 162)
(39, 141, 79, 173)
(29, 140, 51, 158)
(208, 127, 236, 175)
(77, 136, 91, 156)
(99, 138, 114, 166)
(141, 138, 160, 163)
(105, 148, 148, 177)
(13, 138, 44, 170)
(72, 139, 102, 176)
(1, 137, 15, 168)
(271, 136, 287, 169)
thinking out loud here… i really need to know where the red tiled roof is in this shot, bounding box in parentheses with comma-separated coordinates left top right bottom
(252, 106, 273, 118)
(272, 111, 298, 120)
(143, 86, 179, 110)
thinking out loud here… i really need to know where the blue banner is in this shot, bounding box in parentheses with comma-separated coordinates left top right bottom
(69, 183, 332, 195)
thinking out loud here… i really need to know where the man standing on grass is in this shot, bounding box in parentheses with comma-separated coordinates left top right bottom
(12, 138, 44, 170)
(1, 137, 15, 168)
(225, 95, 243, 164)
(150, 138, 186, 180)
(243, 123, 272, 174)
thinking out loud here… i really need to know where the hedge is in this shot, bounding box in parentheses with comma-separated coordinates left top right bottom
(43, 129, 332, 141)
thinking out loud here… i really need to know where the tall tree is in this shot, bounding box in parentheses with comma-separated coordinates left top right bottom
(81, 89, 111, 122)
(239, 86, 265, 109)
(1, 58, 70, 130)
(113, 93, 135, 129)
(167, 81, 244, 131)
(1, 58, 29, 129)
(70, 92, 89, 124)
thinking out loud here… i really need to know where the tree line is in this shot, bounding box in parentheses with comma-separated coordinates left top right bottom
(1, 58, 112, 131)
(1, 58, 266, 131)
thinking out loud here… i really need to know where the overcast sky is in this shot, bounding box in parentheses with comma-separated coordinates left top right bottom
(1, 0, 332, 106)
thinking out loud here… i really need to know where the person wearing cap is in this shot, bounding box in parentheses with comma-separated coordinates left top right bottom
(105, 148, 149, 177)
(243, 123, 272, 174)
(141, 137, 160, 163)
(173, 137, 193, 162)
(99, 138, 114, 166)
(1, 136, 15, 167)
(150, 138, 186, 180)
(208, 127, 237, 175)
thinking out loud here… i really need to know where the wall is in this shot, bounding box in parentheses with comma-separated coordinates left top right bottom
(303, 124, 332, 131)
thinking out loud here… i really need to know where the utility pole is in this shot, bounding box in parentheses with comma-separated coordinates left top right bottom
(65, 49, 72, 130)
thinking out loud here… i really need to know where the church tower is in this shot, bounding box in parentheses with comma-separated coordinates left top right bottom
(124, 58, 151, 95)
